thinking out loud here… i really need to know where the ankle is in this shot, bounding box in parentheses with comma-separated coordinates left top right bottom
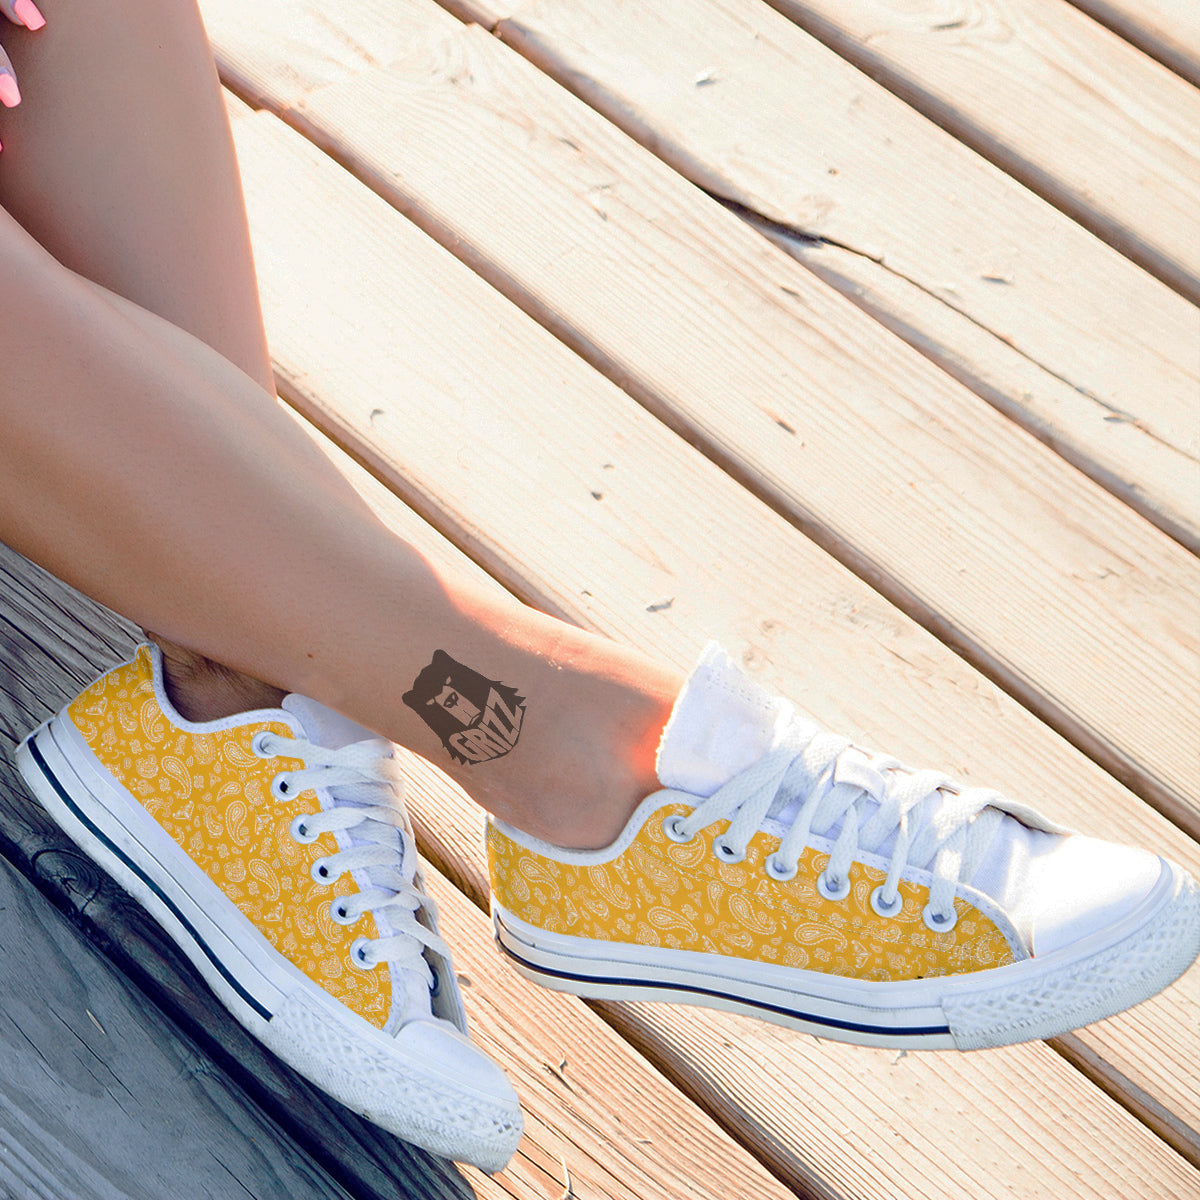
(147, 634, 287, 722)
(480, 666, 681, 851)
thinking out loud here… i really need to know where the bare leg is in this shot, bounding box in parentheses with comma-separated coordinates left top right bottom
(0, 5, 681, 849)
(0, 0, 302, 719)
(0, 0, 271, 388)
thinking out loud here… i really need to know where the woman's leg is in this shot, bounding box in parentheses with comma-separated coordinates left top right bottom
(0, 0, 326, 718)
(0, 0, 271, 389)
(1, 0, 288, 717)
(0, 5, 681, 850)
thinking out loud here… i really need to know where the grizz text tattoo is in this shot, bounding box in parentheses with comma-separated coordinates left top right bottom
(403, 651, 526, 766)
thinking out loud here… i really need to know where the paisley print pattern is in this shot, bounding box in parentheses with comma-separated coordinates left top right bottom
(488, 803, 1015, 980)
(69, 647, 390, 1026)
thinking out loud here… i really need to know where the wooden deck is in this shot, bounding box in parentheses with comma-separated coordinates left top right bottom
(1, 1, 1197, 1196)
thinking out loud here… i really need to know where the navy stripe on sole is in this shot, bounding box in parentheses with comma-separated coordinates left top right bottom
(494, 919, 951, 1040)
(26, 735, 273, 1022)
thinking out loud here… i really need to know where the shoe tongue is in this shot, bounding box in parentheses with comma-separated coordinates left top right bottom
(657, 644, 794, 797)
(280, 694, 386, 814)
(281, 694, 375, 749)
(282, 695, 432, 1021)
(281, 694, 398, 820)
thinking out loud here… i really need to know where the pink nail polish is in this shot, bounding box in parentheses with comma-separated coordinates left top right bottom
(13, 0, 45, 31)
(0, 73, 20, 108)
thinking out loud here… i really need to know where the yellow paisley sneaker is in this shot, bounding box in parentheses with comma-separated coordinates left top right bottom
(17, 645, 521, 1171)
(488, 644, 1200, 1050)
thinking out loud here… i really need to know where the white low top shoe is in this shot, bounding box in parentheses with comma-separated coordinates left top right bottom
(17, 644, 523, 1172)
(488, 644, 1199, 1050)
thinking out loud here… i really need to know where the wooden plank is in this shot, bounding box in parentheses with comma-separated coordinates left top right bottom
(0, 545, 480, 1199)
(1066, 0, 1200, 87)
(0, 845, 359, 1200)
(205, 13, 1200, 840)
(225, 107, 1200, 1175)
(453, 0, 1200, 553)
(760, 0, 1200, 302)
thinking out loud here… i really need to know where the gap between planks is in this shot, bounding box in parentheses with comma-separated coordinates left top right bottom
(1064, 0, 1200, 87)
(759, 0, 1200, 303)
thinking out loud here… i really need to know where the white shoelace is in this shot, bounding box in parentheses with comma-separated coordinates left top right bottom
(254, 732, 450, 990)
(668, 720, 1008, 930)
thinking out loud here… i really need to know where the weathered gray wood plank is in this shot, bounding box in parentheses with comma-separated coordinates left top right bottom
(0, 542, 476, 1200)
(0, 847, 355, 1200)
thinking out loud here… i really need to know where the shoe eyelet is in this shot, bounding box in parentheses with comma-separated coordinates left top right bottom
(250, 731, 276, 758)
(712, 835, 745, 864)
(349, 936, 376, 970)
(662, 814, 693, 843)
(870, 886, 903, 918)
(816, 870, 851, 902)
(922, 903, 958, 933)
(764, 853, 797, 882)
(270, 772, 294, 801)
(289, 813, 319, 845)
(310, 858, 335, 885)
(329, 898, 357, 925)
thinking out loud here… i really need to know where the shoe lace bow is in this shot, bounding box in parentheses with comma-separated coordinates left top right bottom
(258, 732, 449, 988)
(672, 719, 1007, 925)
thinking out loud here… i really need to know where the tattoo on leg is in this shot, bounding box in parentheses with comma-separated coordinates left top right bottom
(403, 651, 526, 766)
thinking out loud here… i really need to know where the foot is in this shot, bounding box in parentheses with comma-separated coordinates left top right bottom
(17, 644, 522, 1170)
(487, 644, 1200, 1049)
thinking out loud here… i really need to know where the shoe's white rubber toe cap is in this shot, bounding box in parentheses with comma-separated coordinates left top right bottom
(264, 992, 523, 1173)
(398, 1018, 521, 1115)
(1012, 835, 1165, 958)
